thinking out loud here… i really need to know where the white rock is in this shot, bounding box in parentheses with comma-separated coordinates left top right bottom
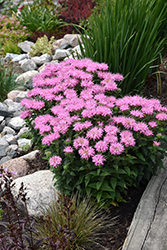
(53, 49, 71, 60)
(12, 170, 58, 217)
(16, 70, 39, 84)
(8, 117, 25, 130)
(17, 138, 32, 149)
(18, 41, 34, 53)
(20, 150, 40, 160)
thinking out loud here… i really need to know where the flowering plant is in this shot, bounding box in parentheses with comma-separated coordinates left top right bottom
(21, 58, 167, 206)
(0, 15, 30, 55)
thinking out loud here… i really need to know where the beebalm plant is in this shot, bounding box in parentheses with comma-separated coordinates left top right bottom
(20, 58, 167, 207)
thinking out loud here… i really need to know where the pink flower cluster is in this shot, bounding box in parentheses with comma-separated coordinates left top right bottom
(20, 58, 167, 168)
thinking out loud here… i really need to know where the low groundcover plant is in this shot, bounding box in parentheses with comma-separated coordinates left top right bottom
(21, 58, 167, 206)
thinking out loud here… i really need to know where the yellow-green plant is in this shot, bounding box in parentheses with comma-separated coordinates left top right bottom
(30, 35, 56, 56)
(37, 193, 114, 249)
(78, 0, 167, 95)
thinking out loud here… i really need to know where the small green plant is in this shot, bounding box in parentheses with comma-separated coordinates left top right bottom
(30, 35, 56, 56)
(19, 131, 33, 140)
(16, 0, 65, 35)
(37, 192, 113, 249)
(78, 0, 167, 95)
(19, 143, 32, 152)
(0, 50, 18, 102)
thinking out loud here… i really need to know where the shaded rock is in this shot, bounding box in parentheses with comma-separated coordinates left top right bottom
(0, 110, 13, 117)
(2, 158, 30, 179)
(63, 34, 81, 47)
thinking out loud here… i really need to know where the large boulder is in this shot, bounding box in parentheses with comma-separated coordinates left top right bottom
(12, 170, 58, 217)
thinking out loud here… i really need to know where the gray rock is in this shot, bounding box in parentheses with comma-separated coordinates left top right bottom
(0, 138, 9, 157)
(0, 110, 13, 117)
(63, 34, 81, 47)
(53, 49, 71, 60)
(18, 41, 34, 53)
(0, 156, 12, 165)
(4, 99, 23, 113)
(21, 59, 37, 72)
(58, 43, 72, 50)
(12, 54, 28, 62)
(0, 103, 7, 111)
(8, 117, 25, 130)
(31, 54, 52, 66)
(12, 170, 58, 217)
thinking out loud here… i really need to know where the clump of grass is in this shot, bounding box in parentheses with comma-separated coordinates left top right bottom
(37, 192, 115, 249)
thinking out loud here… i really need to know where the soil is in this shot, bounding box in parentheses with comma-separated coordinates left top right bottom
(1, 57, 167, 249)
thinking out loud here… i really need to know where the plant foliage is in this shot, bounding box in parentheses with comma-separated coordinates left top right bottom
(78, 0, 167, 95)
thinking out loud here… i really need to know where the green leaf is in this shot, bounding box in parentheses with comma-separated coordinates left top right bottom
(150, 155, 156, 164)
(79, 166, 85, 171)
(96, 182, 102, 190)
(96, 191, 102, 202)
(124, 166, 131, 176)
(85, 187, 91, 195)
(110, 178, 117, 190)
(85, 175, 91, 187)
(88, 182, 98, 189)
(101, 181, 114, 192)
(137, 153, 146, 162)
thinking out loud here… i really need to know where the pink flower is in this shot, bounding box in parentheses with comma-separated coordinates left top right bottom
(130, 110, 144, 118)
(73, 137, 89, 149)
(153, 141, 161, 147)
(156, 113, 167, 121)
(20, 110, 32, 119)
(64, 146, 73, 153)
(104, 125, 118, 135)
(120, 131, 135, 147)
(109, 143, 124, 155)
(148, 121, 157, 128)
(92, 154, 106, 166)
(86, 127, 103, 141)
(95, 140, 108, 153)
(78, 146, 95, 160)
(103, 135, 118, 144)
(49, 156, 62, 168)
